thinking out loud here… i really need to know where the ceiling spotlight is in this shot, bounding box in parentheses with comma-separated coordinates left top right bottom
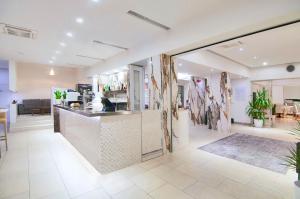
(239, 47, 244, 51)
(92, 0, 100, 2)
(49, 60, 54, 64)
(253, 56, 257, 59)
(60, 42, 66, 47)
(66, 32, 73, 37)
(178, 63, 183, 67)
(55, 50, 61, 54)
(51, 56, 56, 60)
(263, 62, 268, 66)
(76, 17, 84, 24)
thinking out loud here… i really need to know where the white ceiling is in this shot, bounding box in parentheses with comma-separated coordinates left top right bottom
(0, 0, 228, 68)
(207, 22, 300, 68)
(175, 58, 240, 79)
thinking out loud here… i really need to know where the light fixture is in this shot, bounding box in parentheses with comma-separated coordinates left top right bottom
(76, 17, 84, 24)
(51, 56, 56, 60)
(253, 56, 257, 59)
(66, 32, 73, 37)
(178, 63, 183, 67)
(178, 73, 191, 81)
(49, 68, 55, 76)
(60, 42, 66, 47)
(239, 47, 244, 51)
(263, 62, 268, 66)
(92, 0, 99, 2)
(49, 60, 54, 64)
(55, 50, 61, 54)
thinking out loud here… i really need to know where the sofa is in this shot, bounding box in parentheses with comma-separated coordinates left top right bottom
(18, 99, 51, 115)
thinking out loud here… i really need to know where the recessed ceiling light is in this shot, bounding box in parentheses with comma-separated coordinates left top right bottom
(263, 62, 268, 66)
(92, 0, 100, 2)
(51, 56, 56, 60)
(60, 42, 66, 47)
(55, 50, 61, 54)
(76, 17, 84, 24)
(66, 32, 73, 37)
(253, 56, 258, 59)
(239, 47, 244, 51)
(178, 63, 183, 66)
(49, 60, 54, 64)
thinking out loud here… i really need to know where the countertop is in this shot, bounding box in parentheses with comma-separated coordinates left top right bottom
(54, 104, 139, 117)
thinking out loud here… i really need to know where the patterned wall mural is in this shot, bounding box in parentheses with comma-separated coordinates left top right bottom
(187, 77, 206, 125)
(187, 72, 232, 133)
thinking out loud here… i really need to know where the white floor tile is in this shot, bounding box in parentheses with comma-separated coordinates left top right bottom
(112, 185, 151, 199)
(29, 170, 65, 199)
(72, 188, 110, 199)
(150, 184, 193, 199)
(131, 171, 166, 192)
(0, 171, 29, 199)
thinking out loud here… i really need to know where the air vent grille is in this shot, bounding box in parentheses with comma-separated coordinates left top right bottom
(127, 10, 170, 30)
(76, 54, 104, 61)
(0, 23, 37, 39)
(219, 41, 243, 49)
(92, 40, 128, 50)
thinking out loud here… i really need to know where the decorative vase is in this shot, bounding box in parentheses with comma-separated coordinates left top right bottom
(56, 99, 61, 105)
(295, 181, 300, 199)
(254, 119, 263, 128)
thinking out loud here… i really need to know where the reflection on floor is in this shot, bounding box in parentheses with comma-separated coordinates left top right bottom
(0, 122, 297, 199)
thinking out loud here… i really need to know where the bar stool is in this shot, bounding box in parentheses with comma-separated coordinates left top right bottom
(0, 110, 8, 158)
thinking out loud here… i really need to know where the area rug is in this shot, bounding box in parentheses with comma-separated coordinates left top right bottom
(199, 133, 294, 174)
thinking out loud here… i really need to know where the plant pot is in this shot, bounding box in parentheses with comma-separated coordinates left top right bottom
(295, 181, 300, 199)
(254, 119, 263, 128)
(56, 99, 62, 105)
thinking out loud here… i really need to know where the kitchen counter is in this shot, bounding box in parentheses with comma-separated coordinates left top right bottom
(53, 104, 138, 117)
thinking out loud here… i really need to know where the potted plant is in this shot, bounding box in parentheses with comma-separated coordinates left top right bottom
(54, 90, 62, 104)
(246, 88, 272, 128)
(62, 91, 67, 105)
(283, 122, 300, 198)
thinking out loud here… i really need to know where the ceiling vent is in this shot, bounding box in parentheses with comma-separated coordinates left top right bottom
(93, 40, 128, 50)
(76, 54, 105, 61)
(0, 23, 37, 39)
(127, 10, 170, 30)
(219, 41, 243, 49)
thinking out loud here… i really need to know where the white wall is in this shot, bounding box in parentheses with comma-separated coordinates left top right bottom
(250, 63, 300, 81)
(284, 86, 300, 99)
(15, 62, 79, 100)
(272, 85, 284, 104)
(231, 78, 251, 124)
(9, 60, 17, 92)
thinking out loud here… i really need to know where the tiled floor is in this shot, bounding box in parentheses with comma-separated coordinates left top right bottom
(0, 119, 297, 199)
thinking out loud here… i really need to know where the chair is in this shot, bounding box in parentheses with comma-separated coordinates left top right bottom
(294, 104, 300, 119)
(0, 110, 8, 158)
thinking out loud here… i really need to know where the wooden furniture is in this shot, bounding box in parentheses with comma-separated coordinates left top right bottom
(31, 108, 41, 115)
(0, 109, 8, 158)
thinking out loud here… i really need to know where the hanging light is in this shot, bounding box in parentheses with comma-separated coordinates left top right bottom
(49, 68, 55, 76)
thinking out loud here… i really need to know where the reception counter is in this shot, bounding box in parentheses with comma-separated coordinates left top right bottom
(53, 105, 163, 173)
